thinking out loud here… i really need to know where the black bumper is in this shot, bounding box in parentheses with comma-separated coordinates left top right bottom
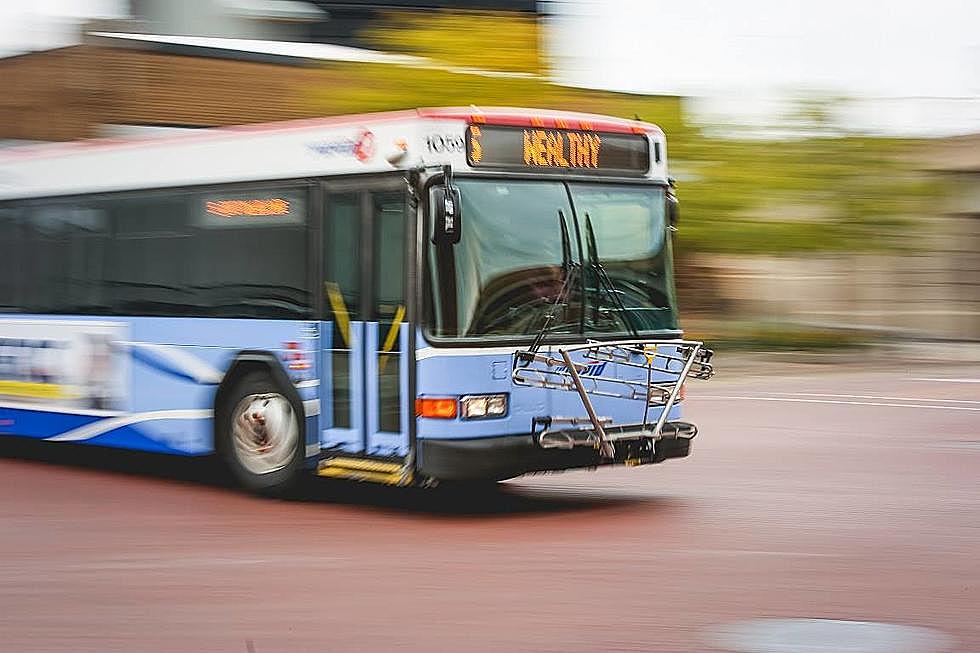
(417, 422, 696, 482)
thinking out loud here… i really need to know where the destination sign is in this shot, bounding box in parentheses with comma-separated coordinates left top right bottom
(198, 189, 306, 228)
(206, 198, 291, 217)
(465, 125, 649, 174)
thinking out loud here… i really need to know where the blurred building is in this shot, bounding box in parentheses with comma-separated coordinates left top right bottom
(128, 0, 327, 41)
(308, 1, 537, 46)
(125, 0, 536, 45)
(0, 0, 541, 143)
(693, 137, 980, 341)
(922, 134, 980, 339)
(2, 1, 977, 342)
(0, 38, 382, 142)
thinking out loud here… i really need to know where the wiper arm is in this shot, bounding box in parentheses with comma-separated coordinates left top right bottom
(584, 212, 639, 338)
(559, 206, 572, 272)
(477, 295, 555, 334)
(523, 209, 580, 360)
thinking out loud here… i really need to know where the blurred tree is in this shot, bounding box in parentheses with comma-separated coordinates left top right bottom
(674, 126, 937, 256)
(361, 10, 543, 75)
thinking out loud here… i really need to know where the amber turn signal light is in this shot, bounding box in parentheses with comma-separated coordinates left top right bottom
(415, 397, 458, 419)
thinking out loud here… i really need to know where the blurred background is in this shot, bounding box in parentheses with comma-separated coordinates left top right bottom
(2, 7, 979, 652)
(2, 0, 978, 352)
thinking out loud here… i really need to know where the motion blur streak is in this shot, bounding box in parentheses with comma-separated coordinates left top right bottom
(0, 362, 977, 652)
(1, 1, 979, 652)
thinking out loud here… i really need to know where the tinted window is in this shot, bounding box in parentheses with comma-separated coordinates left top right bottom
(107, 192, 192, 315)
(0, 206, 22, 310)
(426, 179, 678, 340)
(192, 187, 310, 318)
(568, 184, 676, 333)
(427, 179, 579, 338)
(11, 202, 110, 314)
(0, 183, 312, 319)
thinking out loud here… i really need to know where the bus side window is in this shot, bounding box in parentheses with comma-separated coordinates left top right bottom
(18, 202, 110, 315)
(0, 205, 25, 311)
(193, 186, 310, 318)
(109, 192, 192, 316)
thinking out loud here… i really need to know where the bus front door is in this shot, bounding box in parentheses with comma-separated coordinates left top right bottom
(321, 182, 410, 459)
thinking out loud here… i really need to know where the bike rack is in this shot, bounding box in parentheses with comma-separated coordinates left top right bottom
(513, 339, 714, 458)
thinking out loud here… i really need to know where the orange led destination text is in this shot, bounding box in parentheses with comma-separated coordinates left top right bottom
(206, 198, 290, 218)
(523, 129, 601, 169)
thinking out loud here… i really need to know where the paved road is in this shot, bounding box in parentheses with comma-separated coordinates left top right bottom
(1, 364, 977, 652)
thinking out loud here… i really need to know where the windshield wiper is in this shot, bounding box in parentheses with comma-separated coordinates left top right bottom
(523, 209, 580, 360)
(583, 212, 639, 338)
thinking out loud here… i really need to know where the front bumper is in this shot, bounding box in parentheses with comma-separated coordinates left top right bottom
(416, 421, 697, 482)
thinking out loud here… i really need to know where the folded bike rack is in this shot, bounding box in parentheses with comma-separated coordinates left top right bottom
(512, 340, 714, 458)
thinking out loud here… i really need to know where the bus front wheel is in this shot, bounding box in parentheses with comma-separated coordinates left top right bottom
(217, 370, 303, 495)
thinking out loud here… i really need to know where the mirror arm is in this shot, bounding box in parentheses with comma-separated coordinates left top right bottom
(666, 177, 679, 231)
(435, 165, 462, 245)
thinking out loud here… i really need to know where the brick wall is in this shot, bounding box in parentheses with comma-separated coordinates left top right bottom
(0, 45, 352, 141)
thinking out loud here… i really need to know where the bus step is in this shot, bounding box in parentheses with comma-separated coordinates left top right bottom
(316, 456, 412, 486)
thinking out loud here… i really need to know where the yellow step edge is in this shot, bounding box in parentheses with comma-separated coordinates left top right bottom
(318, 457, 404, 474)
(317, 466, 410, 485)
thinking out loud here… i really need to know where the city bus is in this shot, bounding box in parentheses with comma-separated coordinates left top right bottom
(0, 107, 713, 493)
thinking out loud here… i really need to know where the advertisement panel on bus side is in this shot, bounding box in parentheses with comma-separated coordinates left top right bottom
(0, 320, 128, 411)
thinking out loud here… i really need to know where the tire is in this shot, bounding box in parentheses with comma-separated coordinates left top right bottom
(216, 370, 304, 495)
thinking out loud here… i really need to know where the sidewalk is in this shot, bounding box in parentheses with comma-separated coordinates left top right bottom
(710, 340, 980, 378)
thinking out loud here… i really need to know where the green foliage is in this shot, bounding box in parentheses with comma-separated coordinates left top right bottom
(312, 63, 554, 114)
(685, 321, 871, 351)
(361, 10, 543, 74)
(311, 61, 685, 135)
(672, 133, 937, 255)
(677, 217, 853, 255)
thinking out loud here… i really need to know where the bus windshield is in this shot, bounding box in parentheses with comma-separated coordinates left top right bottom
(427, 178, 678, 341)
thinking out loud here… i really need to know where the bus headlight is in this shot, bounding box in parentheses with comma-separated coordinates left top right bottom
(460, 393, 508, 420)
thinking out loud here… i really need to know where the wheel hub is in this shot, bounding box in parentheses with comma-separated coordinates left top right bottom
(231, 393, 298, 475)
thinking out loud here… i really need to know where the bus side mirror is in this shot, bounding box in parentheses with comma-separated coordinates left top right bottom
(433, 185, 462, 245)
(666, 192, 679, 231)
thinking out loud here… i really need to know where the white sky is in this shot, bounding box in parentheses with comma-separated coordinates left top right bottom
(547, 0, 980, 135)
(2, 0, 978, 135)
(549, 0, 980, 98)
(0, 1, 126, 57)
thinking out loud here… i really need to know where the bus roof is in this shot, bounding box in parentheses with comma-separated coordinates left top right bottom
(0, 107, 667, 199)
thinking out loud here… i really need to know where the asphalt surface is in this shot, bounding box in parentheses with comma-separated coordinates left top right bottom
(1, 362, 977, 652)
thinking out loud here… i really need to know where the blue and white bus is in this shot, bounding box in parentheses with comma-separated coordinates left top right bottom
(0, 107, 713, 493)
